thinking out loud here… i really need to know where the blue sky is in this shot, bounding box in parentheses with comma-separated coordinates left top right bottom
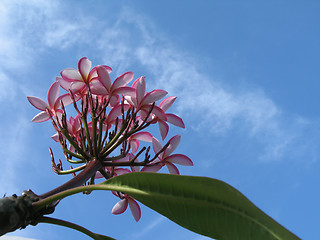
(0, 0, 319, 239)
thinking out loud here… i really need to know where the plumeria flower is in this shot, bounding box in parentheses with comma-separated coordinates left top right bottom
(125, 76, 167, 121)
(91, 65, 135, 107)
(157, 96, 185, 140)
(127, 131, 153, 154)
(141, 135, 193, 174)
(58, 57, 112, 96)
(27, 81, 72, 122)
(112, 191, 141, 222)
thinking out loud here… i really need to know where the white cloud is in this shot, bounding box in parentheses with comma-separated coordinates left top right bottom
(0, 236, 37, 240)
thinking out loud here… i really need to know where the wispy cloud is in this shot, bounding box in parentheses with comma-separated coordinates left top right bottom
(0, 236, 37, 240)
(94, 7, 320, 162)
(131, 216, 165, 239)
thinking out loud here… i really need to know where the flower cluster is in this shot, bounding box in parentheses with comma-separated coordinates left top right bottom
(27, 57, 193, 221)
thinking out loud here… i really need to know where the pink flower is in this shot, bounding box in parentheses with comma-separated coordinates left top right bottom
(112, 192, 141, 222)
(125, 76, 167, 121)
(157, 96, 185, 140)
(141, 135, 193, 174)
(27, 81, 72, 122)
(58, 57, 112, 96)
(127, 131, 153, 154)
(91, 65, 135, 107)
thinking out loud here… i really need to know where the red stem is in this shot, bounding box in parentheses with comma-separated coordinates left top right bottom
(39, 158, 102, 199)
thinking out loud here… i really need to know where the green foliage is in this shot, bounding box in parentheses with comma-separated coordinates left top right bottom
(104, 173, 300, 240)
(35, 172, 301, 240)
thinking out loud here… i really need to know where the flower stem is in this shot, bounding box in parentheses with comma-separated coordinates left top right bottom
(38, 158, 102, 199)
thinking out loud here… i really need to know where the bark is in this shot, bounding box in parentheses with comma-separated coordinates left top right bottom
(0, 190, 54, 236)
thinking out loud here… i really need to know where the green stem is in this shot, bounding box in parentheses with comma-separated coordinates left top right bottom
(62, 129, 88, 159)
(38, 216, 115, 240)
(33, 183, 119, 211)
(55, 164, 86, 175)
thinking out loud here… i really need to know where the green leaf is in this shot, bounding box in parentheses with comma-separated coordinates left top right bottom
(103, 172, 300, 240)
(33, 172, 300, 240)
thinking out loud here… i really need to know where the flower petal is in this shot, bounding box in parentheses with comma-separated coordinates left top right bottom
(56, 76, 72, 91)
(90, 78, 108, 95)
(159, 96, 177, 112)
(141, 164, 163, 173)
(32, 111, 50, 122)
(107, 104, 130, 122)
(165, 135, 181, 157)
(128, 197, 141, 222)
(27, 96, 48, 111)
(165, 154, 193, 166)
(78, 57, 92, 81)
(131, 131, 153, 142)
(112, 72, 134, 90)
(47, 81, 60, 108)
(158, 120, 169, 140)
(112, 199, 128, 215)
(141, 89, 168, 106)
(70, 81, 86, 93)
(141, 105, 167, 121)
(113, 86, 136, 98)
(133, 76, 145, 104)
(61, 68, 82, 82)
(165, 162, 180, 175)
(152, 137, 163, 156)
(166, 113, 185, 128)
(97, 65, 112, 90)
(130, 139, 139, 154)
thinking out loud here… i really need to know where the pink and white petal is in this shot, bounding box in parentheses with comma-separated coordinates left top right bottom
(130, 139, 139, 154)
(109, 94, 120, 107)
(150, 105, 167, 121)
(133, 76, 145, 104)
(158, 120, 169, 140)
(97, 65, 112, 90)
(95, 171, 104, 179)
(88, 67, 98, 81)
(47, 81, 60, 108)
(114, 168, 131, 176)
(159, 96, 177, 112)
(78, 57, 92, 80)
(141, 164, 163, 173)
(130, 165, 140, 172)
(165, 154, 193, 166)
(51, 133, 59, 142)
(101, 65, 112, 74)
(54, 93, 74, 109)
(152, 137, 163, 158)
(141, 89, 168, 106)
(27, 96, 48, 111)
(70, 81, 86, 93)
(124, 95, 137, 107)
(108, 104, 130, 121)
(131, 131, 153, 142)
(90, 78, 108, 95)
(165, 135, 181, 157)
(166, 113, 185, 128)
(112, 72, 134, 90)
(61, 68, 82, 82)
(32, 111, 50, 122)
(112, 199, 128, 215)
(128, 197, 141, 222)
(113, 86, 136, 98)
(57, 76, 73, 91)
(165, 162, 180, 175)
